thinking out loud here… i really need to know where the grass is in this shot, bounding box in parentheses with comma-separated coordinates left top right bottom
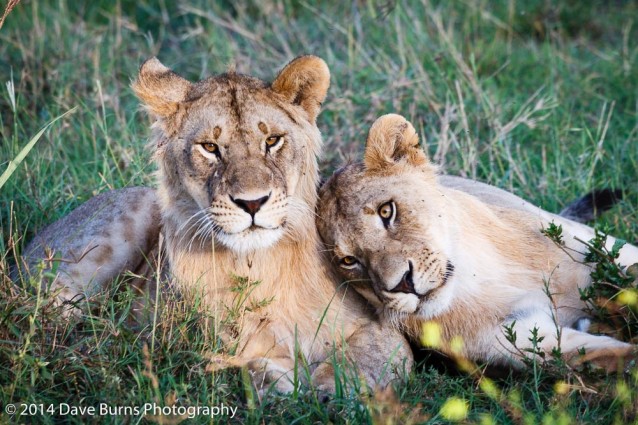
(1, 0, 638, 423)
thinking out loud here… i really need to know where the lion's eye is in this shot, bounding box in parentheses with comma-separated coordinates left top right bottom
(202, 143, 217, 153)
(265, 135, 283, 151)
(201, 142, 219, 154)
(378, 201, 396, 227)
(340, 256, 359, 269)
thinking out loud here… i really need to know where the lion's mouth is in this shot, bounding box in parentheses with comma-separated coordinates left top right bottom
(417, 279, 447, 304)
(215, 224, 285, 253)
(414, 261, 454, 301)
(243, 223, 280, 233)
(214, 222, 281, 236)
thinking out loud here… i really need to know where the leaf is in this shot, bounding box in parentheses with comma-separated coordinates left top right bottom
(0, 106, 77, 190)
(610, 238, 626, 258)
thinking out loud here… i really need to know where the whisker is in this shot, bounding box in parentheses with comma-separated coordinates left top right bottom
(176, 209, 209, 247)
(176, 208, 206, 235)
(199, 217, 222, 249)
(187, 215, 213, 252)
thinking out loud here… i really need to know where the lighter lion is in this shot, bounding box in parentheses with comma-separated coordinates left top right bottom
(317, 113, 637, 373)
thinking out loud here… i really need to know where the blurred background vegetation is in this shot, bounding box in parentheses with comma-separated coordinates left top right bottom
(1, 0, 637, 423)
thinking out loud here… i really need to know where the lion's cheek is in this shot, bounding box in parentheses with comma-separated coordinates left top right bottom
(181, 175, 212, 210)
(279, 152, 302, 197)
(417, 285, 455, 319)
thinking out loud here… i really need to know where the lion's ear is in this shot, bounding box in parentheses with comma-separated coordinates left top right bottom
(271, 55, 330, 123)
(131, 57, 191, 118)
(364, 114, 429, 171)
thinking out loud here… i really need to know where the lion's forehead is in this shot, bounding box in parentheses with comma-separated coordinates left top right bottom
(184, 98, 294, 134)
(332, 174, 405, 214)
(322, 170, 428, 256)
(329, 189, 379, 253)
(182, 79, 301, 136)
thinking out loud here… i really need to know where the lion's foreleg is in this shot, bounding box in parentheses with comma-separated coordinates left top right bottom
(492, 310, 635, 373)
(238, 324, 303, 396)
(311, 321, 413, 393)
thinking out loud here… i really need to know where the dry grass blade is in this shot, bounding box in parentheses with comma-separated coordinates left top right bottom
(0, 0, 20, 30)
(365, 386, 430, 425)
(180, 4, 284, 61)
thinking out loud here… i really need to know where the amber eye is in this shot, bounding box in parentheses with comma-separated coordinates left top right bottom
(265, 135, 283, 150)
(340, 256, 359, 268)
(378, 201, 396, 227)
(201, 142, 219, 154)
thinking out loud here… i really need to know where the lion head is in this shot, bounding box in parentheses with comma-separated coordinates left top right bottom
(317, 114, 456, 318)
(133, 56, 329, 253)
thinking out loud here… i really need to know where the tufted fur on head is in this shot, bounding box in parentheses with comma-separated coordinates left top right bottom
(131, 56, 332, 254)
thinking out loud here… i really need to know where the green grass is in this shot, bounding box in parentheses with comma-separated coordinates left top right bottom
(1, 0, 638, 423)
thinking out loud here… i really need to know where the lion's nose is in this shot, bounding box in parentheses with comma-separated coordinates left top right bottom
(389, 261, 416, 295)
(231, 194, 270, 216)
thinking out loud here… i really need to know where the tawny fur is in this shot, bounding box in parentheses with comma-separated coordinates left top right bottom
(22, 187, 160, 305)
(22, 58, 412, 394)
(317, 113, 638, 373)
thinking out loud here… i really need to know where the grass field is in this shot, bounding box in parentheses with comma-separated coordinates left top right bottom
(1, 0, 638, 423)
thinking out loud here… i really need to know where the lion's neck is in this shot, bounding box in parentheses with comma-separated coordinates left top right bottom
(406, 186, 593, 352)
(440, 187, 557, 284)
(161, 201, 327, 292)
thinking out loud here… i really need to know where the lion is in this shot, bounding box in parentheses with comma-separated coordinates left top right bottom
(317, 113, 638, 373)
(20, 57, 413, 394)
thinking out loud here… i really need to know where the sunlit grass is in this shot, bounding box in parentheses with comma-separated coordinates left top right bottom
(1, 0, 637, 423)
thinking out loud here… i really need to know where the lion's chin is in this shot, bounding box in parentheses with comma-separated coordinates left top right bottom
(385, 294, 420, 314)
(216, 226, 285, 253)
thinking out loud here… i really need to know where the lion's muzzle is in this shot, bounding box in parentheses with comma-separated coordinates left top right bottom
(230, 193, 270, 217)
(388, 261, 418, 295)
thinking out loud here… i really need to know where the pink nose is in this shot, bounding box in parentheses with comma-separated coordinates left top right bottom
(231, 194, 270, 216)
